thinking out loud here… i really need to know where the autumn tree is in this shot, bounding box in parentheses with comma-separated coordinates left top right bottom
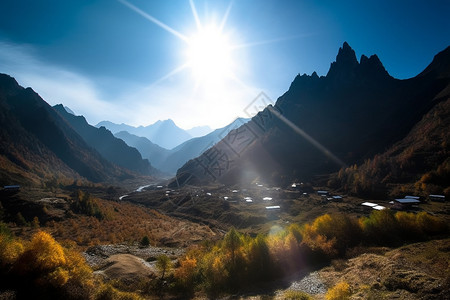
(174, 255, 198, 296)
(223, 227, 242, 268)
(156, 254, 172, 281)
(5, 231, 94, 299)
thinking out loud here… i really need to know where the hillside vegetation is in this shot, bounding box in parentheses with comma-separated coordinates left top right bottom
(328, 97, 450, 199)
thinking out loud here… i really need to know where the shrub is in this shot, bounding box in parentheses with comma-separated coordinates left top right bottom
(96, 283, 143, 300)
(156, 254, 172, 280)
(395, 211, 422, 240)
(415, 212, 448, 236)
(0, 234, 24, 266)
(283, 289, 313, 299)
(360, 210, 399, 246)
(71, 190, 105, 220)
(325, 281, 351, 300)
(4, 231, 94, 298)
(140, 235, 150, 247)
(174, 256, 198, 295)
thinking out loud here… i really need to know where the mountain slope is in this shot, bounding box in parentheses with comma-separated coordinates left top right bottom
(0, 73, 132, 184)
(174, 43, 450, 186)
(160, 118, 249, 174)
(53, 105, 157, 176)
(96, 119, 192, 149)
(114, 131, 170, 171)
(328, 95, 450, 198)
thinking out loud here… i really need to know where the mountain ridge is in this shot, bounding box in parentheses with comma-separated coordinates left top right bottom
(53, 104, 159, 176)
(174, 42, 450, 187)
(116, 117, 249, 174)
(0, 73, 133, 184)
(96, 118, 192, 149)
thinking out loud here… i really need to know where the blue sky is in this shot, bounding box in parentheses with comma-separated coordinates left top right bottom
(0, 0, 449, 129)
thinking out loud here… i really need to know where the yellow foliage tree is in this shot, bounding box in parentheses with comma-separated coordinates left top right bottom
(28, 231, 67, 271)
(325, 281, 351, 300)
(174, 256, 198, 295)
(0, 234, 24, 266)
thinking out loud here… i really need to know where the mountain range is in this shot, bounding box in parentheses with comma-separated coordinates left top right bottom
(1, 42, 448, 195)
(53, 104, 159, 176)
(174, 42, 450, 193)
(0, 74, 136, 185)
(96, 119, 196, 150)
(115, 118, 249, 174)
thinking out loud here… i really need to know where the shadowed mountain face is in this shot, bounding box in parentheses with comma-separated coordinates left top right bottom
(0, 74, 133, 184)
(114, 131, 170, 171)
(328, 86, 450, 198)
(175, 43, 450, 186)
(53, 105, 158, 176)
(96, 119, 192, 150)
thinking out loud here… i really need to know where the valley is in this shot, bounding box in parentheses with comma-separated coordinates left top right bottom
(1, 180, 449, 299)
(0, 40, 449, 299)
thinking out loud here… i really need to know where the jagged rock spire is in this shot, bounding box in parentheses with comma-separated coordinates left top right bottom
(326, 42, 359, 80)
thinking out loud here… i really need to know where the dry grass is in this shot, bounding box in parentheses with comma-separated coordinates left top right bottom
(319, 239, 450, 299)
(44, 197, 217, 248)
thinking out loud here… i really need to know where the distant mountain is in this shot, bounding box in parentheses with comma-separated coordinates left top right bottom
(63, 106, 75, 115)
(160, 118, 249, 174)
(116, 118, 249, 174)
(96, 119, 192, 149)
(174, 43, 450, 187)
(53, 105, 158, 176)
(114, 131, 170, 171)
(186, 125, 213, 137)
(0, 74, 132, 184)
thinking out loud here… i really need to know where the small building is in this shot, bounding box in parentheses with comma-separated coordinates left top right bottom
(265, 205, 280, 210)
(429, 194, 445, 202)
(2, 185, 20, 195)
(362, 202, 385, 211)
(332, 195, 343, 201)
(266, 205, 281, 219)
(263, 197, 272, 201)
(405, 195, 420, 200)
(393, 198, 420, 210)
(373, 205, 386, 210)
(3, 185, 20, 190)
(317, 190, 329, 196)
(362, 202, 377, 208)
(244, 197, 253, 203)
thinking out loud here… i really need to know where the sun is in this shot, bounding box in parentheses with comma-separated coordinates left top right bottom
(186, 25, 234, 85)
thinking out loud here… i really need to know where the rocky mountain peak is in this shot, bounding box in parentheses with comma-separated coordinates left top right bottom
(326, 42, 359, 80)
(359, 54, 390, 78)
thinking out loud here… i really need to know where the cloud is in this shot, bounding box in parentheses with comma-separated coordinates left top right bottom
(0, 41, 267, 129)
(0, 41, 124, 123)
